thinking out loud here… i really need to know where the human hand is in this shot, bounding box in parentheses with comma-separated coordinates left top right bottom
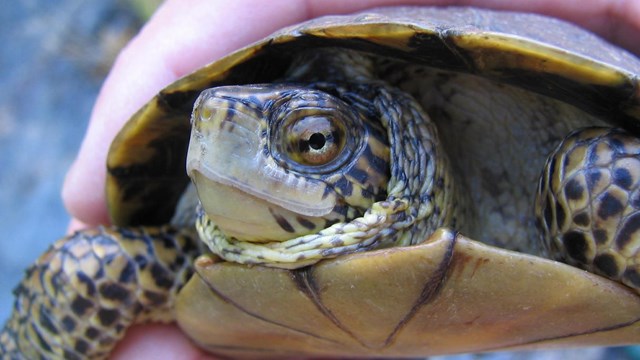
(61, 0, 640, 358)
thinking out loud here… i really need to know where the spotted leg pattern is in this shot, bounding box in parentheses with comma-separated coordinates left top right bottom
(0, 226, 201, 359)
(536, 127, 640, 292)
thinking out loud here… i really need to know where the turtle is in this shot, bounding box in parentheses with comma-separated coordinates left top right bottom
(2, 5, 640, 359)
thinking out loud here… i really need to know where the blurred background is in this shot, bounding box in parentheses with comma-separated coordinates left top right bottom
(0, 1, 638, 359)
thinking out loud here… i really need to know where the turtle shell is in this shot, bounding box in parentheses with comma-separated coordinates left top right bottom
(106, 6, 640, 357)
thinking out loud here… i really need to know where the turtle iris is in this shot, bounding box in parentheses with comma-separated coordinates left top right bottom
(288, 116, 346, 166)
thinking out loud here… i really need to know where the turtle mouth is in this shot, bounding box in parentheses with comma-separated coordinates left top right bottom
(190, 172, 325, 242)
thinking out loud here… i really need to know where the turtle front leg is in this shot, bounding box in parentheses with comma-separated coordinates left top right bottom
(0, 226, 201, 359)
(536, 127, 640, 292)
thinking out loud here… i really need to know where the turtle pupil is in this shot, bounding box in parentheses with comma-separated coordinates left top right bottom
(308, 133, 326, 150)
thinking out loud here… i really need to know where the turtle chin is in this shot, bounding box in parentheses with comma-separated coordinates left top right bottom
(191, 171, 326, 242)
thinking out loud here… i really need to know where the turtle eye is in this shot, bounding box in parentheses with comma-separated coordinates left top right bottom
(287, 116, 345, 166)
(270, 89, 363, 174)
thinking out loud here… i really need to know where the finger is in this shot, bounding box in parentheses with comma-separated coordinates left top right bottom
(66, 218, 89, 234)
(62, 0, 639, 226)
(110, 324, 214, 360)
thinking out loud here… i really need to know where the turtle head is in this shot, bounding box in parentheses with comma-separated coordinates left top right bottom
(187, 84, 389, 243)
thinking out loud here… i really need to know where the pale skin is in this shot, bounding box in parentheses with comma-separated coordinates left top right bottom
(60, 0, 640, 358)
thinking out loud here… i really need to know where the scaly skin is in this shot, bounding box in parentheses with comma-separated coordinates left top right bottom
(0, 226, 201, 359)
(536, 127, 640, 292)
